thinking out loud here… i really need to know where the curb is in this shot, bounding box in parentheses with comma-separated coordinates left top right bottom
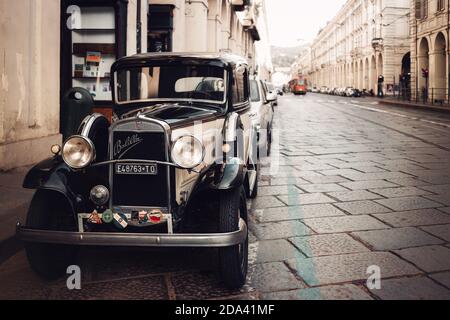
(379, 99, 450, 114)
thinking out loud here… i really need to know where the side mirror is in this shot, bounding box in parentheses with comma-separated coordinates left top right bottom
(266, 93, 277, 102)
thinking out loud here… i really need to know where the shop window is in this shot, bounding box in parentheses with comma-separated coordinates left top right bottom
(148, 5, 174, 52)
(70, 6, 116, 101)
(61, 0, 127, 127)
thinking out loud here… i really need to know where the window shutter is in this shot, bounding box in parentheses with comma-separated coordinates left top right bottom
(415, 0, 422, 19)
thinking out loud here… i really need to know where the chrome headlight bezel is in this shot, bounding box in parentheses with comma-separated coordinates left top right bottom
(171, 135, 205, 169)
(62, 135, 96, 169)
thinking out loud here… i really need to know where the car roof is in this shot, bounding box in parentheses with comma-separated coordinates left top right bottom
(112, 52, 249, 71)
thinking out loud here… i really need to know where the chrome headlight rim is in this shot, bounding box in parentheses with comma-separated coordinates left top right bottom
(62, 135, 96, 170)
(171, 135, 205, 170)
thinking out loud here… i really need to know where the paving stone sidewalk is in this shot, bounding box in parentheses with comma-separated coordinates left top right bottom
(1, 95, 450, 300)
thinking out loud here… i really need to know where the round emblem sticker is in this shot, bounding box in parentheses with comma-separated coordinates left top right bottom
(102, 209, 114, 223)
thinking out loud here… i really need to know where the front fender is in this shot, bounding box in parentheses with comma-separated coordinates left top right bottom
(23, 157, 77, 213)
(210, 158, 245, 190)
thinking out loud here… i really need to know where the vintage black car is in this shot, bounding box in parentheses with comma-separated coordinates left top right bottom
(17, 53, 260, 289)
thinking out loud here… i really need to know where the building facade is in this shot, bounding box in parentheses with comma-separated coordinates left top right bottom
(291, 46, 312, 78)
(299, 0, 410, 94)
(0, 0, 270, 171)
(410, 0, 449, 102)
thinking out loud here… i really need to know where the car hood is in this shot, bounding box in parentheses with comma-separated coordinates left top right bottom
(120, 103, 221, 127)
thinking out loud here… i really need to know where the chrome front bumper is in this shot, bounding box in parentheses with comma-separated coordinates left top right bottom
(16, 219, 248, 248)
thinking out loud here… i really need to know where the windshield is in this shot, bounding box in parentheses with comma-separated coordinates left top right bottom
(250, 80, 261, 102)
(115, 65, 226, 104)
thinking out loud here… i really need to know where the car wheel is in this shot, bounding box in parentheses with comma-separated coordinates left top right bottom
(24, 191, 79, 280)
(218, 187, 248, 289)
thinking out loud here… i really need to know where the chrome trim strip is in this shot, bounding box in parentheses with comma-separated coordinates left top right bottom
(17, 219, 247, 248)
(79, 113, 106, 137)
(224, 112, 239, 142)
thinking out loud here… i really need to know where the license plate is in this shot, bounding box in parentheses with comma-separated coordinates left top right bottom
(115, 163, 158, 175)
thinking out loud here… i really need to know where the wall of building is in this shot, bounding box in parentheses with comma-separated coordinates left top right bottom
(0, 0, 270, 170)
(410, 0, 449, 101)
(253, 0, 273, 80)
(0, 0, 62, 171)
(149, 0, 270, 75)
(302, 0, 410, 93)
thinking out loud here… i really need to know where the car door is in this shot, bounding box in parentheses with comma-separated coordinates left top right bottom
(259, 81, 272, 131)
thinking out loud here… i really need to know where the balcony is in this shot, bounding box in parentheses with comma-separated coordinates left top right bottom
(241, 7, 254, 27)
(372, 38, 384, 51)
(350, 48, 361, 58)
(231, 0, 250, 11)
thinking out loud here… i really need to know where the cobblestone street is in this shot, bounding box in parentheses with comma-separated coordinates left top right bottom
(1, 94, 450, 300)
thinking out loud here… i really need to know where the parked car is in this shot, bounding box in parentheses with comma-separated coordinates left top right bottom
(18, 53, 260, 289)
(320, 86, 328, 94)
(250, 78, 275, 158)
(345, 87, 356, 97)
(311, 87, 319, 93)
(264, 82, 278, 106)
(353, 88, 362, 97)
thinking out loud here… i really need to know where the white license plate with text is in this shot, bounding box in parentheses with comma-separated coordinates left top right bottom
(115, 163, 158, 175)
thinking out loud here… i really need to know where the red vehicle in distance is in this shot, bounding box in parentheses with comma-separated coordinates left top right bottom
(289, 77, 308, 95)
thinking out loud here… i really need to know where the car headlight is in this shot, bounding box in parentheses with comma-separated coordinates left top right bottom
(62, 135, 96, 169)
(171, 136, 205, 169)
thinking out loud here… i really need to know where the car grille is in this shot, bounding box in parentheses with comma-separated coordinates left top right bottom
(111, 130, 169, 208)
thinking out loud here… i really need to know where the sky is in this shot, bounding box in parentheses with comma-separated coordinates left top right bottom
(266, 0, 348, 47)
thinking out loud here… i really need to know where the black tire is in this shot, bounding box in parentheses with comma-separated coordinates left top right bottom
(218, 187, 248, 289)
(24, 191, 78, 280)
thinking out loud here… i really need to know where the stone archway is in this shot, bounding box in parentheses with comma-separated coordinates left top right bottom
(344, 64, 348, 86)
(433, 32, 447, 100)
(418, 37, 430, 93)
(358, 60, 363, 89)
(370, 55, 377, 91)
(402, 52, 411, 75)
(364, 58, 369, 89)
(350, 62, 355, 87)
(401, 52, 411, 98)
(377, 54, 384, 78)
(377, 54, 384, 95)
